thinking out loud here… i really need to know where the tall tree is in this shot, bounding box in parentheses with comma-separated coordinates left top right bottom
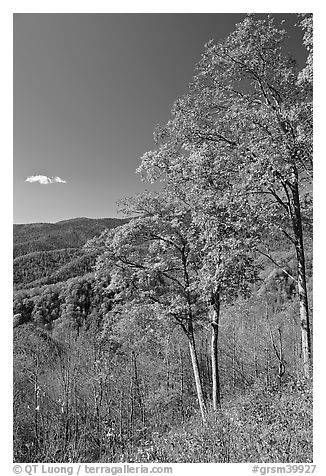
(138, 14, 313, 376)
(88, 190, 209, 422)
(195, 205, 258, 409)
(89, 187, 257, 413)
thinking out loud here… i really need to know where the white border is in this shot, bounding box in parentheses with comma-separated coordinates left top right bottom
(2, 3, 325, 474)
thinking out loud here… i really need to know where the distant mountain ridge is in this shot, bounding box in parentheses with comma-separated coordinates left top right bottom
(14, 217, 129, 258)
(13, 216, 129, 289)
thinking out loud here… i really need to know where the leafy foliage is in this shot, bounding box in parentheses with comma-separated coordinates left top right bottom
(13, 14, 313, 464)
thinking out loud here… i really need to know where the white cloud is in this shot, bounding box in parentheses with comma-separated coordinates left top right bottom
(52, 176, 67, 184)
(25, 175, 67, 185)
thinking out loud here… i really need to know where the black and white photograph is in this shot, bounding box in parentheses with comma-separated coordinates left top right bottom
(11, 8, 315, 469)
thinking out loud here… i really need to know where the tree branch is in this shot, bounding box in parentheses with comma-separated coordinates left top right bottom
(257, 249, 297, 283)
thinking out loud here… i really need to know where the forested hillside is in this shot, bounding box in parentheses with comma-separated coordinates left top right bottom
(13, 217, 128, 289)
(13, 15, 313, 464)
(14, 217, 129, 257)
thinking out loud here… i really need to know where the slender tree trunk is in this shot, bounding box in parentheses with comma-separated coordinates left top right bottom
(205, 335, 211, 385)
(186, 321, 207, 423)
(277, 327, 285, 386)
(232, 323, 236, 388)
(132, 351, 145, 427)
(293, 342, 300, 381)
(291, 178, 312, 377)
(254, 350, 259, 379)
(210, 293, 221, 411)
(253, 319, 259, 379)
(265, 164, 311, 377)
(129, 355, 134, 440)
(165, 340, 170, 392)
(34, 374, 39, 454)
(178, 346, 185, 422)
(119, 392, 123, 438)
(265, 347, 271, 387)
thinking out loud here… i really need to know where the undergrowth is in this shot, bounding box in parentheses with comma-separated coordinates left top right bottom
(108, 379, 312, 463)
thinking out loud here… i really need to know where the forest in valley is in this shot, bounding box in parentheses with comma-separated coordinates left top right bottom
(13, 15, 313, 463)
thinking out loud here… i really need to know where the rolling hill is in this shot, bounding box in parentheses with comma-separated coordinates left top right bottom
(13, 217, 129, 289)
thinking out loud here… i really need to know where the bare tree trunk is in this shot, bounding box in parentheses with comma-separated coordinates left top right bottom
(265, 307, 286, 385)
(254, 350, 259, 379)
(293, 342, 299, 381)
(210, 293, 221, 411)
(132, 351, 145, 427)
(277, 327, 285, 386)
(128, 356, 134, 441)
(119, 392, 123, 438)
(187, 321, 207, 423)
(254, 321, 259, 379)
(291, 178, 312, 377)
(262, 165, 311, 377)
(178, 346, 185, 422)
(232, 323, 236, 388)
(165, 339, 170, 392)
(34, 374, 39, 455)
(205, 335, 211, 385)
(265, 347, 271, 387)
(296, 245, 311, 376)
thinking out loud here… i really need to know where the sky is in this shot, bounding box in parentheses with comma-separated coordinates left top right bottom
(13, 13, 307, 224)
